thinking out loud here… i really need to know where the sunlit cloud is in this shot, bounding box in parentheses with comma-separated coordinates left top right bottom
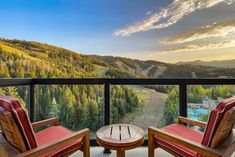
(162, 20, 235, 44)
(159, 40, 235, 54)
(114, 0, 234, 37)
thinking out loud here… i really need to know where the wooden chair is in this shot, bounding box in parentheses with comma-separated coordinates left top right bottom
(0, 95, 90, 157)
(148, 96, 235, 157)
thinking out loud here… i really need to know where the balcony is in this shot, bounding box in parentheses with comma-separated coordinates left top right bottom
(0, 78, 235, 156)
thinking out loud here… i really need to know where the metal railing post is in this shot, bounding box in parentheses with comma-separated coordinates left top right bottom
(29, 84, 35, 122)
(104, 82, 110, 125)
(104, 82, 111, 153)
(179, 83, 187, 117)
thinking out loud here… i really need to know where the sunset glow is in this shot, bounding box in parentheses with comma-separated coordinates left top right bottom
(0, 0, 234, 63)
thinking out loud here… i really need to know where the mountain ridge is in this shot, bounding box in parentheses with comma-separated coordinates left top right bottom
(177, 59, 235, 68)
(1, 38, 235, 78)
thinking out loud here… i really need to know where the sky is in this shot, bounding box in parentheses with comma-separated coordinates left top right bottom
(0, 0, 235, 63)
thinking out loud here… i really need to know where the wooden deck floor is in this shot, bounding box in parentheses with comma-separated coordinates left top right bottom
(71, 147, 173, 157)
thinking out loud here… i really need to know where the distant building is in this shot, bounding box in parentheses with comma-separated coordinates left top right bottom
(202, 96, 217, 110)
(188, 97, 218, 110)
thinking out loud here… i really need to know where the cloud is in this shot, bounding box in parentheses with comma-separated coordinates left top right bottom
(146, 11, 152, 15)
(162, 20, 235, 44)
(159, 40, 235, 54)
(114, 0, 234, 37)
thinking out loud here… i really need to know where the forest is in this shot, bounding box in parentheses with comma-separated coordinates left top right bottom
(0, 39, 141, 133)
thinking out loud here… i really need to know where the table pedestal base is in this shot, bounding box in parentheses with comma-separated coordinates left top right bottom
(103, 148, 111, 154)
(117, 150, 125, 157)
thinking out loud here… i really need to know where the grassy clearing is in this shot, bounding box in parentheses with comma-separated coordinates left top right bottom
(118, 85, 168, 136)
(0, 43, 42, 62)
(94, 65, 108, 76)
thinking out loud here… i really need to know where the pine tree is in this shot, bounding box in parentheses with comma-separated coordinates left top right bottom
(0, 88, 5, 95)
(49, 97, 58, 118)
(5, 87, 27, 109)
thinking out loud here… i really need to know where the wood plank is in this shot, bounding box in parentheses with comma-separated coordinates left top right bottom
(121, 125, 131, 140)
(178, 116, 207, 128)
(129, 126, 138, 138)
(31, 118, 58, 130)
(111, 125, 120, 140)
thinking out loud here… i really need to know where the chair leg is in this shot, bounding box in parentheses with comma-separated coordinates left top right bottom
(82, 133, 90, 157)
(148, 146, 155, 157)
(148, 128, 155, 157)
(0, 145, 9, 157)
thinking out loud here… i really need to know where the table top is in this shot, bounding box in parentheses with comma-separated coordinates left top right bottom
(96, 124, 144, 149)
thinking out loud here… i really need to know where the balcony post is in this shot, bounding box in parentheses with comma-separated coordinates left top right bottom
(29, 84, 35, 122)
(179, 84, 187, 117)
(104, 82, 110, 125)
(104, 82, 111, 153)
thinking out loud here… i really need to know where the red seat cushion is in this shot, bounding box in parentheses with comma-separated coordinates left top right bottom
(0, 95, 37, 150)
(36, 126, 82, 157)
(155, 124, 203, 157)
(202, 96, 235, 147)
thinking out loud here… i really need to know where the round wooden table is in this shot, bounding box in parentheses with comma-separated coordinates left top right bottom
(96, 124, 144, 157)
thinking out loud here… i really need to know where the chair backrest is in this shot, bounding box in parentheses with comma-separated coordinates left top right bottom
(210, 107, 235, 148)
(0, 96, 38, 152)
(0, 106, 27, 152)
(202, 96, 235, 148)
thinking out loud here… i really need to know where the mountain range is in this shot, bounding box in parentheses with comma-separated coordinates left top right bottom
(177, 60, 235, 69)
(1, 38, 235, 79)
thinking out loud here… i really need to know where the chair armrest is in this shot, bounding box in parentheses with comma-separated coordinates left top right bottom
(31, 118, 58, 130)
(178, 116, 207, 128)
(15, 128, 90, 157)
(148, 127, 223, 157)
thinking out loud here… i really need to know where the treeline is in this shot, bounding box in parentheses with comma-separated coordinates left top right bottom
(161, 64, 235, 78)
(105, 68, 137, 78)
(188, 85, 235, 103)
(0, 46, 94, 78)
(34, 85, 140, 131)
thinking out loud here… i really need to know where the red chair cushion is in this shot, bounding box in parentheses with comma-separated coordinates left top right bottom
(0, 95, 37, 150)
(155, 124, 203, 157)
(202, 96, 235, 147)
(36, 126, 82, 157)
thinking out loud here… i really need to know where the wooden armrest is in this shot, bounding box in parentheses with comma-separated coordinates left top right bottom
(178, 116, 207, 128)
(15, 128, 90, 157)
(31, 118, 58, 130)
(149, 127, 223, 157)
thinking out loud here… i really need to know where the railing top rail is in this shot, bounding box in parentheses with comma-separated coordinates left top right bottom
(0, 78, 235, 86)
(0, 78, 32, 87)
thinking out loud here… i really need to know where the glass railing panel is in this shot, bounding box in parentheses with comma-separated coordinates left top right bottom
(187, 85, 235, 123)
(34, 85, 104, 138)
(110, 85, 179, 138)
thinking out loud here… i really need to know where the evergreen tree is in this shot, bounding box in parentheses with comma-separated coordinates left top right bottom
(162, 88, 179, 126)
(49, 97, 58, 118)
(4, 87, 27, 109)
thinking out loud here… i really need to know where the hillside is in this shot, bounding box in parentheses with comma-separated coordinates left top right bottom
(1, 38, 235, 78)
(177, 60, 235, 69)
(0, 38, 142, 132)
